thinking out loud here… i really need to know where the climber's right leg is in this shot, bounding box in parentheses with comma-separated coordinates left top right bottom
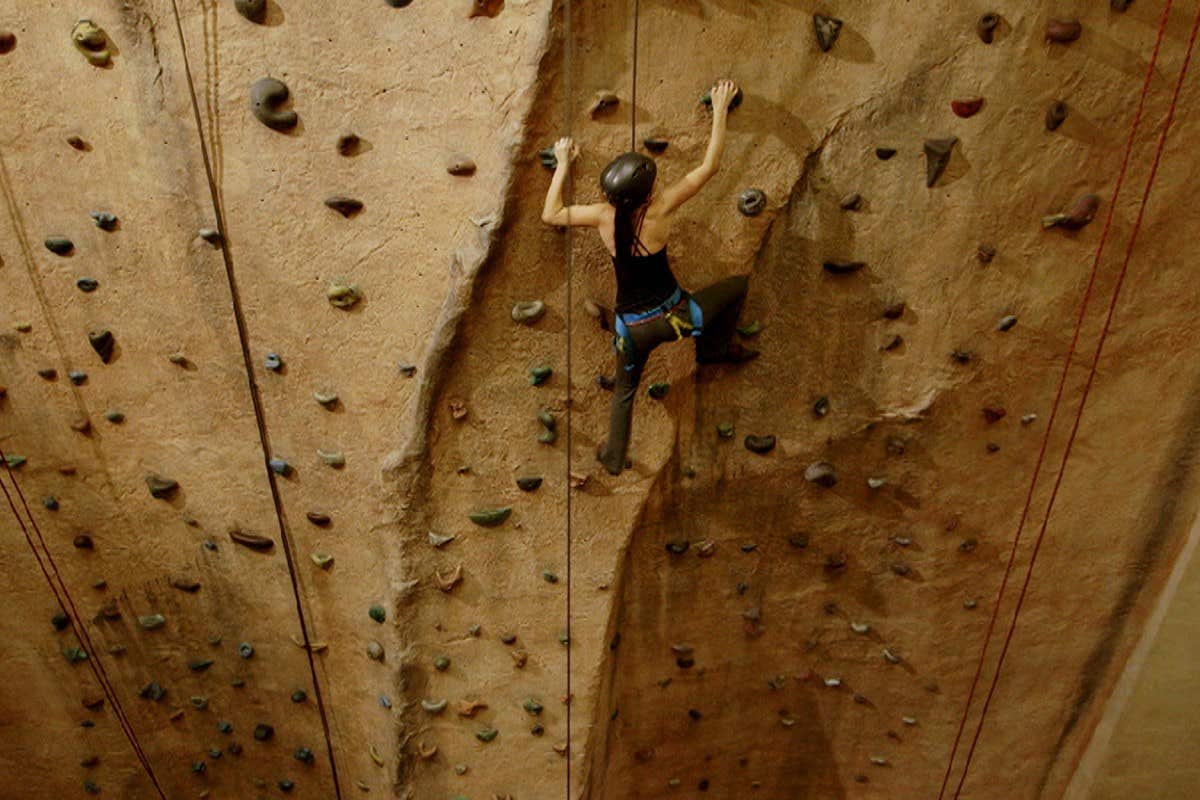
(691, 274, 758, 363)
(598, 345, 645, 475)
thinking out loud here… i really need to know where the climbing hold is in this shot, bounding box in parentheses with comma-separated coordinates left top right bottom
(3, 454, 24, 469)
(188, 658, 214, 672)
(253, 723, 274, 742)
(867, 476, 887, 489)
(475, 727, 499, 743)
(317, 449, 345, 468)
(891, 563, 911, 576)
(189, 696, 209, 710)
(716, 422, 735, 438)
(983, 406, 1006, 423)
(511, 650, 528, 668)
(45, 237, 73, 256)
(538, 147, 558, 170)
(882, 302, 906, 321)
(813, 396, 831, 418)
(14, 322, 31, 332)
(166, 353, 189, 367)
(138, 614, 166, 630)
(738, 188, 767, 217)
(542, 569, 559, 584)
(870, 756, 890, 767)
(823, 677, 842, 688)
(997, 314, 1018, 332)
(229, 529, 274, 551)
(883, 648, 901, 664)
(291, 689, 307, 702)
(43, 496, 59, 511)
(368, 604, 386, 623)
(789, 533, 809, 548)
(1112, 0, 1134, 10)
(737, 320, 762, 337)
(813, 14, 843, 51)
(458, 699, 488, 717)
(67, 135, 88, 151)
(68, 369, 88, 385)
(279, 780, 295, 792)
(516, 476, 543, 492)
(960, 538, 979, 553)
(964, 597, 979, 609)
(313, 391, 339, 410)
(665, 541, 690, 555)
(977, 13, 1001, 43)
(839, 193, 862, 211)
(433, 655, 451, 671)
(1043, 194, 1100, 230)
(851, 622, 870, 635)
(700, 85, 743, 110)
(1046, 101, 1068, 131)
(336, 134, 362, 157)
(138, 682, 165, 701)
(512, 300, 545, 324)
(876, 147, 897, 160)
(469, 0, 505, 18)
(881, 335, 903, 352)
(295, 748, 315, 764)
(823, 260, 865, 275)
(449, 399, 468, 420)
(235, 0, 267, 24)
(366, 640, 385, 661)
(88, 329, 115, 363)
(469, 507, 511, 527)
(64, 647, 89, 663)
(72, 20, 111, 67)
(73, 534, 94, 549)
(523, 698, 544, 716)
(269, 457, 291, 475)
(951, 349, 973, 364)
(446, 154, 477, 176)
(978, 243, 996, 263)
(951, 97, 984, 118)
(324, 196, 364, 218)
(324, 281, 360, 307)
(924, 137, 957, 187)
(589, 90, 620, 117)
(643, 137, 669, 154)
(530, 365, 553, 386)
(0, 32, 14, 53)
(1022, 413, 1038, 425)
(804, 461, 837, 487)
(436, 564, 464, 592)
(250, 78, 297, 131)
(537, 410, 557, 444)
(1046, 19, 1082, 43)
(311, 552, 334, 569)
(422, 699, 448, 715)
(89, 211, 118, 231)
(146, 474, 179, 499)
(647, 382, 669, 399)
(744, 435, 776, 454)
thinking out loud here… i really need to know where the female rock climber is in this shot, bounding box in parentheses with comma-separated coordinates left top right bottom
(541, 79, 757, 476)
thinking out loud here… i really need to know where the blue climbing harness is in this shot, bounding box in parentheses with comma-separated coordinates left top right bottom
(613, 287, 704, 371)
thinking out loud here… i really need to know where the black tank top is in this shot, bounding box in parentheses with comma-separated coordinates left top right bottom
(612, 245, 680, 314)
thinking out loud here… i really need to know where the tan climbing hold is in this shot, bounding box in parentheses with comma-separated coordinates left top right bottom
(436, 563, 463, 592)
(369, 745, 385, 766)
(511, 650, 529, 668)
(589, 90, 620, 117)
(449, 399, 468, 420)
(553, 742, 569, 756)
(469, 0, 504, 18)
(457, 699, 488, 717)
(417, 742, 438, 760)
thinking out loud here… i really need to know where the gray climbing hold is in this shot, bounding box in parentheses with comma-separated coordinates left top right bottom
(647, 382, 669, 399)
(68, 370, 87, 385)
(43, 496, 59, 511)
(744, 434, 775, 454)
(198, 228, 222, 245)
(643, 137, 669, 154)
(538, 147, 558, 170)
(188, 658, 213, 672)
(291, 689, 307, 702)
(530, 365, 553, 385)
(1046, 19, 1082, 43)
(1022, 413, 1038, 425)
(89, 211, 117, 231)
(882, 648, 901, 664)
(325, 196, 363, 217)
(512, 300, 545, 324)
(279, 780, 294, 792)
(138, 613, 166, 630)
(891, 563, 911, 576)
(738, 188, 766, 216)
(1046, 101, 1068, 131)
(428, 531, 456, 548)
(235, 0, 267, 23)
(327, 283, 362, 308)
(250, 77, 297, 131)
(475, 727, 499, 743)
(138, 682, 165, 701)
(823, 260, 865, 275)
(824, 677, 841, 688)
(805, 461, 837, 487)
(469, 507, 511, 527)
(665, 541, 690, 555)
(229, 529, 274, 551)
(368, 604, 386, 623)
(317, 449, 345, 468)
(398, 362, 417, 377)
(538, 410, 557, 444)
(88, 329, 114, 363)
(516, 476, 543, 492)
(83, 781, 99, 795)
(76, 277, 99, 293)
(72, 20, 111, 66)
(45, 237, 73, 255)
(977, 13, 1000, 43)
(447, 154, 477, 176)
(146, 474, 179, 499)
(295, 748, 315, 764)
(367, 641, 384, 661)
(870, 755, 889, 766)
(269, 457, 291, 476)
(851, 622, 870, 635)
(422, 699, 448, 714)
(924, 137, 957, 187)
(253, 723, 274, 741)
(1043, 194, 1100, 230)
(997, 314, 1018, 332)
(813, 14, 843, 51)
(313, 391, 338, 408)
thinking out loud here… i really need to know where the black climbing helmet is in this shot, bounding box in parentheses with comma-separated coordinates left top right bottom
(600, 152, 657, 208)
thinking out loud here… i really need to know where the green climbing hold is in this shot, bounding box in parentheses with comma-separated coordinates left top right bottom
(4, 455, 25, 469)
(83, 781, 99, 795)
(311, 552, 334, 569)
(537, 409, 556, 444)
(44, 236, 74, 255)
(434, 655, 451, 671)
(523, 698, 543, 716)
(189, 696, 209, 710)
(138, 614, 166, 630)
(104, 410, 125, 423)
(647, 382, 669, 399)
(294, 747, 315, 764)
(368, 604, 386, 623)
(327, 283, 362, 309)
(717, 422, 735, 438)
(475, 727, 499, 743)
(63, 646, 89, 663)
(469, 507, 511, 527)
(188, 659, 214, 672)
(253, 723, 274, 741)
(736, 320, 762, 337)
(542, 570, 559, 584)
(530, 365, 552, 385)
(138, 682, 165, 701)
(145, 474, 179, 499)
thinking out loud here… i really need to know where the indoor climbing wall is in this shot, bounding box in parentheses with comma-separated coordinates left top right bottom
(2, 1, 1199, 799)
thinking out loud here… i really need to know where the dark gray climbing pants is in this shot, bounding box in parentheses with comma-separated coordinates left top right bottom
(599, 274, 749, 475)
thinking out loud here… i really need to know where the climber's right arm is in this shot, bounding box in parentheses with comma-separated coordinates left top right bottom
(657, 79, 737, 214)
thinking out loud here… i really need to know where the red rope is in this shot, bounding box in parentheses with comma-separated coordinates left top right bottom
(936, 3, 1178, 796)
(952, 4, 1200, 795)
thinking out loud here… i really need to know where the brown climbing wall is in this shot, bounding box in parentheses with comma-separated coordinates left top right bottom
(2, 0, 1199, 799)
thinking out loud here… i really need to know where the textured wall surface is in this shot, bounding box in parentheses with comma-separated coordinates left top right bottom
(1, 1, 1198, 799)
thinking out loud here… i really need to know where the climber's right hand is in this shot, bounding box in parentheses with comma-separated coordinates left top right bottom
(710, 79, 738, 112)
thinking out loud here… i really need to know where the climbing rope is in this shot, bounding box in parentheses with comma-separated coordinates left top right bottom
(631, 0, 640, 150)
(0, 455, 168, 799)
(950, 3, 1200, 795)
(563, 0, 575, 790)
(167, 2, 344, 796)
(936, 2, 1184, 796)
